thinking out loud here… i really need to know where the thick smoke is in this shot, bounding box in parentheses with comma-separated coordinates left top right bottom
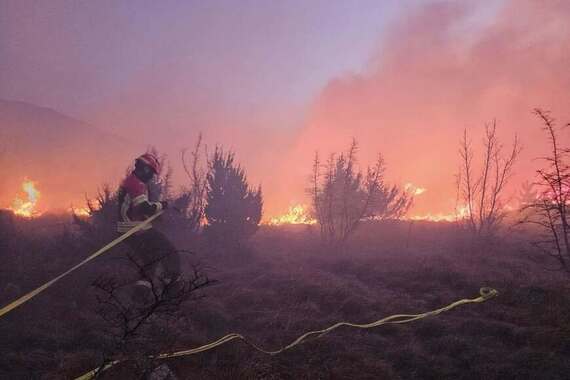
(287, 0, 570, 215)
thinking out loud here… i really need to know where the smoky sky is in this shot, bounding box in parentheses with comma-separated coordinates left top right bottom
(2, 0, 569, 217)
(290, 0, 570, 215)
(0, 1, 406, 127)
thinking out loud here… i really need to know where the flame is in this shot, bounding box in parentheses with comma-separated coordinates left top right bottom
(71, 207, 91, 217)
(267, 204, 317, 225)
(10, 180, 41, 217)
(407, 204, 471, 222)
(404, 183, 427, 196)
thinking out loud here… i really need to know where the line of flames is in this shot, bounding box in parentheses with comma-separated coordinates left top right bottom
(265, 204, 475, 225)
(266, 204, 317, 226)
(5, 180, 517, 224)
(404, 205, 471, 222)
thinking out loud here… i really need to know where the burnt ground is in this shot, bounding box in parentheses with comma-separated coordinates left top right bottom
(1, 216, 569, 379)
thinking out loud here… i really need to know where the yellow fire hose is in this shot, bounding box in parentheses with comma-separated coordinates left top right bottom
(0, 211, 498, 379)
(0, 211, 164, 318)
(76, 287, 498, 379)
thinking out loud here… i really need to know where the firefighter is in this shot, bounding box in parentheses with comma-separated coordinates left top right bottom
(117, 153, 181, 301)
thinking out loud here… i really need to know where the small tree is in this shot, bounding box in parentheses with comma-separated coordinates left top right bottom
(521, 109, 570, 275)
(176, 134, 208, 235)
(309, 139, 411, 249)
(457, 121, 521, 239)
(204, 147, 262, 249)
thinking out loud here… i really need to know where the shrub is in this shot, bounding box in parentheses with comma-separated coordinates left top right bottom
(309, 139, 411, 250)
(204, 147, 262, 250)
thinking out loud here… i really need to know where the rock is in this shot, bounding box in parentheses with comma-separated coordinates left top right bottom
(149, 364, 178, 380)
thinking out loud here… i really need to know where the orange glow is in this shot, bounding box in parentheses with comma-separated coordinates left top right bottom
(2, 1, 570, 223)
(10, 180, 41, 218)
(266, 204, 317, 226)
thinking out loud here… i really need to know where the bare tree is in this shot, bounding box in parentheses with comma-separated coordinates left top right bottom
(309, 139, 411, 249)
(521, 109, 570, 275)
(457, 121, 521, 238)
(177, 134, 208, 234)
(91, 250, 214, 377)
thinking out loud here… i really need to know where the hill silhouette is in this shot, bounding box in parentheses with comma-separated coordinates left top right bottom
(0, 99, 137, 212)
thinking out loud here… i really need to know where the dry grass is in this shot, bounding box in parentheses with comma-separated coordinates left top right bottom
(1, 215, 570, 379)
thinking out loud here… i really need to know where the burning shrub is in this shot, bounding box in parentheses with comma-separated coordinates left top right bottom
(204, 147, 263, 251)
(9, 180, 41, 217)
(309, 139, 411, 250)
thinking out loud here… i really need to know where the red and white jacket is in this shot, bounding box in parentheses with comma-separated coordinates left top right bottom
(117, 173, 163, 233)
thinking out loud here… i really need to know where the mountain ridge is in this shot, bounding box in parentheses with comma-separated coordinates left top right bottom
(0, 99, 138, 212)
